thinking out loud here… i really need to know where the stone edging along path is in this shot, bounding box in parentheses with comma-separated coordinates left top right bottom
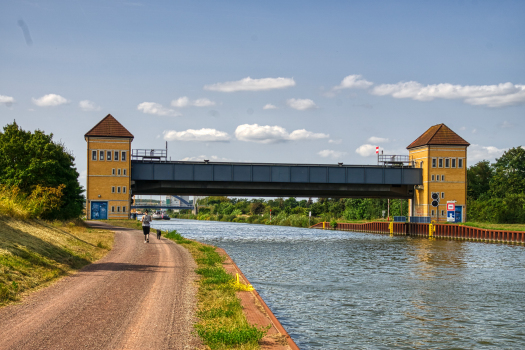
(216, 247, 300, 350)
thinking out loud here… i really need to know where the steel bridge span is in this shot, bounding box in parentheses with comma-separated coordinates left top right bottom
(130, 161, 422, 199)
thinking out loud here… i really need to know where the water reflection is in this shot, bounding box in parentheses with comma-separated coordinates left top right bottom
(152, 219, 525, 349)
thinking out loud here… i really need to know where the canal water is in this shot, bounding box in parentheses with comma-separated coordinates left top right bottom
(150, 219, 525, 349)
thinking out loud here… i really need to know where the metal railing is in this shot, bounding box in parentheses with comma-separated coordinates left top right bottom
(378, 154, 412, 167)
(132, 149, 167, 161)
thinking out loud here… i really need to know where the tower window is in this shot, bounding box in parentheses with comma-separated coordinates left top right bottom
(458, 159, 463, 168)
(107, 151, 112, 161)
(118, 169, 121, 176)
(111, 206, 115, 213)
(92, 150, 97, 161)
(123, 206, 126, 213)
(432, 158, 437, 168)
(122, 151, 126, 161)
(117, 187, 121, 193)
(114, 151, 119, 161)
(112, 168, 115, 176)
(441, 175, 445, 181)
(441, 192, 445, 199)
(117, 206, 120, 212)
(445, 158, 450, 168)
(111, 186, 115, 193)
(420, 161, 423, 168)
(100, 150, 105, 161)
(431, 175, 435, 181)
(438, 158, 443, 168)
(123, 186, 126, 194)
(441, 210, 445, 216)
(452, 158, 456, 168)
(123, 169, 127, 176)
(431, 210, 435, 216)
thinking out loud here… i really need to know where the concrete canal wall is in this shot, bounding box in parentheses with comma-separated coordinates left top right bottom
(311, 221, 525, 244)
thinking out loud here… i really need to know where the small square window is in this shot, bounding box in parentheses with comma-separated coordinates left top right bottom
(111, 186, 115, 193)
(445, 159, 450, 168)
(111, 206, 115, 213)
(441, 192, 445, 199)
(92, 150, 97, 161)
(114, 151, 119, 161)
(123, 206, 126, 213)
(451, 158, 456, 168)
(432, 158, 437, 168)
(112, 168, 115, 175)
(117, 169, 121, 176)
(458, 159, 463, 168)
(100, 150, 105, 161)
(441, 175, 445, 181)
(117, 187, 121, 193)
(107, 151, 112, 161)
(122, 151, 126, 161)
(123, 169, 127, 176)
(431, 175, 435, 181)
(123, 186, 126, 194)
(438, 158, 443, 168)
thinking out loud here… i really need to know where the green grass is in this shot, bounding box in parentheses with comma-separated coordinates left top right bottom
(0, 217, 114, 306)
(163, 229, 268, 350)
(459, 222, 525, 232)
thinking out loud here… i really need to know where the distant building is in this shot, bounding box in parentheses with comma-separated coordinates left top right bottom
(407, 124, 469, 222)
(85, 114, 133, 220)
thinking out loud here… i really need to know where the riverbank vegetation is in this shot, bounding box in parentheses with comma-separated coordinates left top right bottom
(467, 147, 525, 223)
(171, 196, 407, 228)
(0, 216, 113, 306)
(164, 230, 267, 349)
(0, 122, 83, 220)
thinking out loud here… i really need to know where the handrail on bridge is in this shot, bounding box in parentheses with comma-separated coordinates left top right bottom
(132, 149, 167, 161)
(378, 154, 412, 167)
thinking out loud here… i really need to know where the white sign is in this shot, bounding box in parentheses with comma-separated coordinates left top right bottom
(447, 211, 455, 222)
(309, 211, 312, 217)
(447, 203, 455, 211)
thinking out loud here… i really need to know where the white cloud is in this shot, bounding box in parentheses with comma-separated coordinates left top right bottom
(32, 94, 68, 107)
(204, 77, 296, 92)
(318, 150, 347, 159)
(367, 136, 389, 143)
(500, 121, 513, 128)
(171, 96, 216, 107)
(235, 124, 328, 143)
(288, 129, 329, 140)
(163, 128, 230, 142)
(371, 81, 525, 107)
(286, 98, 317, 110)
(355, 144, 377, 157)
(79, 100, 101, 112)
(469, 144, 506, 163)
(263, 103, 277, 110)
(137, 102, 181, 116)
(181, 155, 232, 162)
(0, 95, 15, 106)
(329, 139, 342, 144)
(333, 74, 373, 90)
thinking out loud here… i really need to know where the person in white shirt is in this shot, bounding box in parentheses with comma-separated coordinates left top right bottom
(141, 210, 152, 243)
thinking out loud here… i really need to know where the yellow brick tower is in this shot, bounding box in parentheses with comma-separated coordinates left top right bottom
(407, 124, 469, 222)
(85, 114, 134, 220)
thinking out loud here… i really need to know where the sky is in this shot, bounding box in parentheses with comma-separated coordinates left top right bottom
(1, 0, 524, 192)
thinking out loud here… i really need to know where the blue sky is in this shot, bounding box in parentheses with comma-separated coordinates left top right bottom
(1, 0, 524, 190)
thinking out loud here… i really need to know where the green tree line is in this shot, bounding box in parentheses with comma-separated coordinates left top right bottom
(467, 146, 525, 223)
(0, 122, 83, 220)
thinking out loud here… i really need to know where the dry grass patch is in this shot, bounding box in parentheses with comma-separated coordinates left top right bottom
(0, 216, 114, 306)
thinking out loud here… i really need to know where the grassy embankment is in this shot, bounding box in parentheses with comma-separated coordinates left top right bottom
(104, 219, 267, 350)
(0, 187, 114, 306)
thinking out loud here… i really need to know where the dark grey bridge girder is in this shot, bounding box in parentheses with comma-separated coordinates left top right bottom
(131, 161, 422, 198)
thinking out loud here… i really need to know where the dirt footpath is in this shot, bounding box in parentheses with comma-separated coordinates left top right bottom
(0, 221, 200, 350)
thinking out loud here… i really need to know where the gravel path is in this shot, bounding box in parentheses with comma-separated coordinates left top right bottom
(0, 222, 200, 350)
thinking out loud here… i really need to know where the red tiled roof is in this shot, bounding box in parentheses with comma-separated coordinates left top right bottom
(407, 124, 469, 149)
(85, 114, 134, 139)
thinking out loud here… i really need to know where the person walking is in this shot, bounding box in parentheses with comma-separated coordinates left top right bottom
(141, 210, 152, 243)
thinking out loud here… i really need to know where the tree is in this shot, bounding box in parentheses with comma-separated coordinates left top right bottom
(490, 147, 525, 198)
(0, 122, 84, 219)
(467, 160, 493, 200)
